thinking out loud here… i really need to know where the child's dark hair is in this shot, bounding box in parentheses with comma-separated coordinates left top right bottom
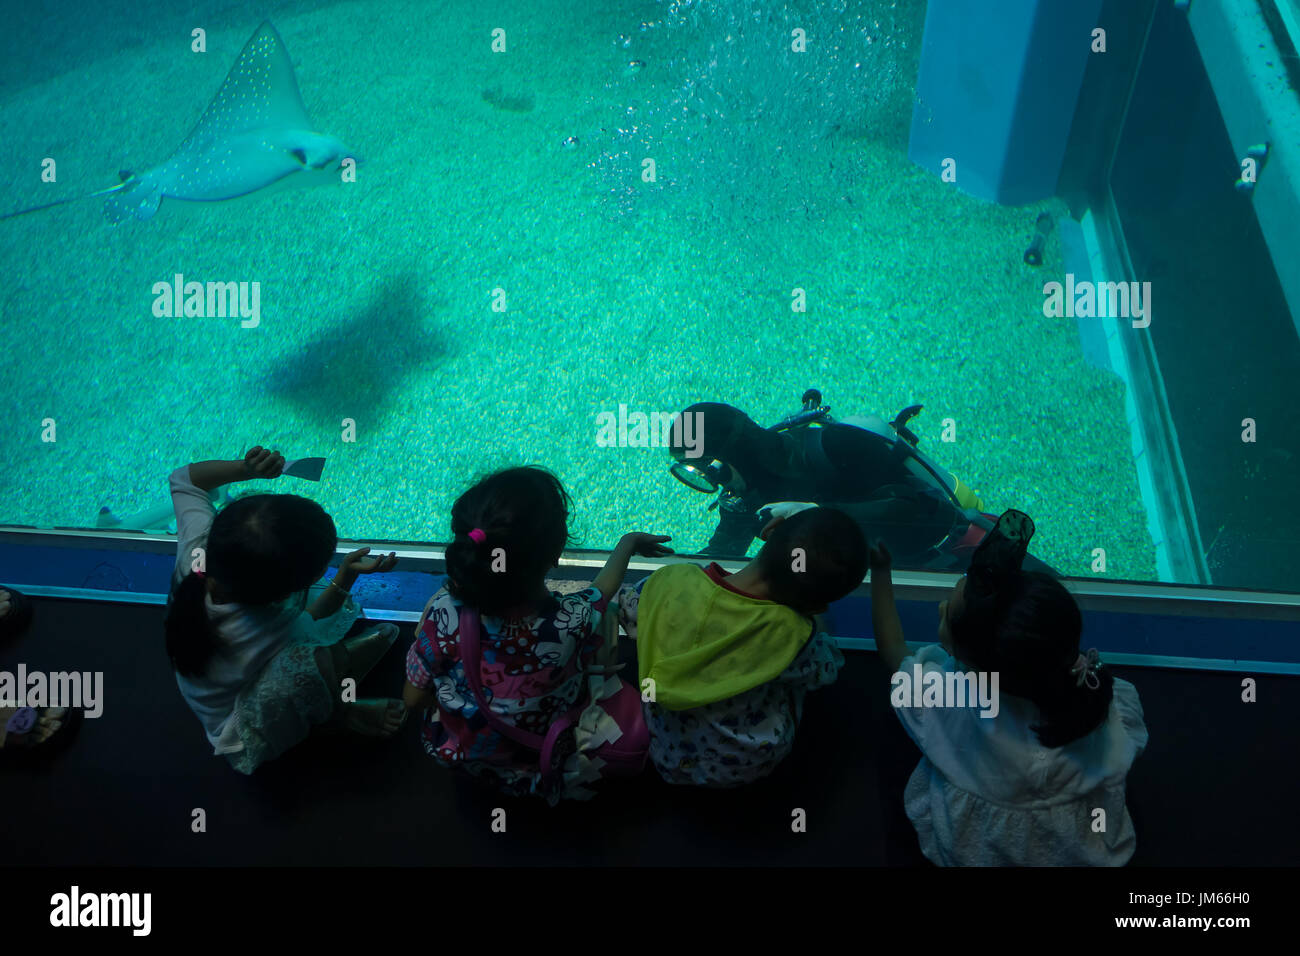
(951, 571, 1113, 747)
(756, 507, 868, 615)
(164, 494, 337, 677)
(444, 466, 572, 616)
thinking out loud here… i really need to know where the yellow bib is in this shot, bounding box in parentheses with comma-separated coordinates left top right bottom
(637, 563, 814, 711)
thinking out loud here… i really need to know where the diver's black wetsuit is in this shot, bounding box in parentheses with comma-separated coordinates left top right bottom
(702, 422, 961, 565)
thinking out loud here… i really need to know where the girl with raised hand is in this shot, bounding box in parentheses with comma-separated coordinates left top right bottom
(165, 446, 404, 774)
(871, 511, 1148, 865)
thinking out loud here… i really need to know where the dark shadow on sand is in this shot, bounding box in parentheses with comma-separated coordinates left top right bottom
(261, 272, 451, 430)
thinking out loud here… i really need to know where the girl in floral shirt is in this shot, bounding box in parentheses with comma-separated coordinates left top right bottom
(402, 466, 669, 802)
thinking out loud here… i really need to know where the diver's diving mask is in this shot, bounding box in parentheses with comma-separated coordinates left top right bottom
(670, 458, 734, 493)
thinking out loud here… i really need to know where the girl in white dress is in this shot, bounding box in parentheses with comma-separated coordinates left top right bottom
(871, 510, 1148, 866)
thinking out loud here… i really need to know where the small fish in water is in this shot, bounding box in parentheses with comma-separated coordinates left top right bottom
(481, 87, 536, 114)
(623, 60, 646, 78)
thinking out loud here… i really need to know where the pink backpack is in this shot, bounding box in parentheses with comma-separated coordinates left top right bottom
(458, 605, 648, 798)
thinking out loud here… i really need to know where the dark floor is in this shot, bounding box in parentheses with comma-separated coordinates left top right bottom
(3, 596, 1297, 866)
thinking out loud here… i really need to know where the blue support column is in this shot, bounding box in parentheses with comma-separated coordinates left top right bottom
(909, 0, 1104, 204)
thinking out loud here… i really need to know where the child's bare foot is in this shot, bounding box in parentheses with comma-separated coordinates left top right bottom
(0, 706, 70, 753)
(340, 698, 404, 738)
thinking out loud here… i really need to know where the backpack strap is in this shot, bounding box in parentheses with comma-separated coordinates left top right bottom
(414, 590, 439, 636)
(458, 606, 548, 752)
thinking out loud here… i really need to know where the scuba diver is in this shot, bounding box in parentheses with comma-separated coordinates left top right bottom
(668, 390, 1057, 576)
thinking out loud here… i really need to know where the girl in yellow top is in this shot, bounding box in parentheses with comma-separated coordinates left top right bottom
(620, 506, 868, 786)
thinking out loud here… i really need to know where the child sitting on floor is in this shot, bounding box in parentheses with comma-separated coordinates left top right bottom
(165, 446, 405, 774)
(869, 510, 1149, 865)
(618, 504, 868, 787)
(402, 466, 669, 802)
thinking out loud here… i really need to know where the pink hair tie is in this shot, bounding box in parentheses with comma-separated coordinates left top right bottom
(468, 528, 486, 544)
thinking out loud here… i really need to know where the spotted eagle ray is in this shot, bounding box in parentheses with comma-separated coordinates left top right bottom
(0, 21, 358, 223)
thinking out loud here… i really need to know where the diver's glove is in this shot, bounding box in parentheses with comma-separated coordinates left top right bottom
(703, 494, 766, 556)
(757, 501, 819, 523)
(963, 509, 1034, 621)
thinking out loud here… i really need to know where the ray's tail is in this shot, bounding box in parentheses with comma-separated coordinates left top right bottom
(0, 172, 135, 223)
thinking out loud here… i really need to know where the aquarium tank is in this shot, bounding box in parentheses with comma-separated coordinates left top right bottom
(0, 0, 1296, 594)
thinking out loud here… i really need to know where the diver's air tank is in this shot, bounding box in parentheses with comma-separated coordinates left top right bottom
(838, 414, 983, 511)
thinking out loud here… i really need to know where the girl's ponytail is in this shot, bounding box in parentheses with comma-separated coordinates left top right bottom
(444, 527, 502, 612)
(443, 467, 572, 616)
(1031, 659, 1115, 748)
(165, 573, 220, 677)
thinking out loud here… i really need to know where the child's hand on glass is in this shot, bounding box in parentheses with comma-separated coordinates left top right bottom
(621, 533, 674, 557)
(868, 540, 892, 574)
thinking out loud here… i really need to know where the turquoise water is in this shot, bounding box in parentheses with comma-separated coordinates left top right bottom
(0, 0, 1155, 579)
